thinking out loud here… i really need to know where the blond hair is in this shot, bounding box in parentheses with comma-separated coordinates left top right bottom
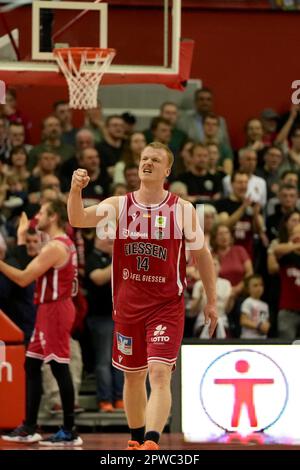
(147, 141, 174, 168)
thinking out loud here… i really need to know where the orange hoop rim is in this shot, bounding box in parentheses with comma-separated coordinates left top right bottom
(53, 47, 116, 60)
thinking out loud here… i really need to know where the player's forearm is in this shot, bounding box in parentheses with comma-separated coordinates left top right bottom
(192, 247, 216, 305)
(67, 188, 86, 227)
(0, 261, 28, 287)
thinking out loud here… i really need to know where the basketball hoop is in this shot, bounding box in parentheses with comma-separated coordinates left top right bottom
(53, 47, 116, 109)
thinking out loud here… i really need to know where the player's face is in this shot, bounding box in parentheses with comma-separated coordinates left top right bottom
(36, 203, 51, 231)
(139, 147, 170, 183)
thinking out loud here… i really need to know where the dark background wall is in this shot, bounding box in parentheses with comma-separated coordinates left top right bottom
(0, 2, 299, 147)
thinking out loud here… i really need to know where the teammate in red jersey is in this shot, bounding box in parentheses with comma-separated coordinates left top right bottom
(1, 200, 82, 446)
(68, 142, 217, 450)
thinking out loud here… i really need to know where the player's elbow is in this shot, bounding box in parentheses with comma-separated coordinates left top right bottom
(69, 219, 84, 228)
(68, 212, 85, 228)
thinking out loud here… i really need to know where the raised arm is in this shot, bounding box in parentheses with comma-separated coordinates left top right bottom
(67, 168, 119, 228)
(0, 241, 65, 287)
(274, 105, 299, 145)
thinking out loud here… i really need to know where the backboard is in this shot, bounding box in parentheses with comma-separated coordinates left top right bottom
(0, 0, 194, 89)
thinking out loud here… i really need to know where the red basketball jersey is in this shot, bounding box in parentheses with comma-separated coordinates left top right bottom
(112, 192, 186, 323)
(34, 235, 78, 304)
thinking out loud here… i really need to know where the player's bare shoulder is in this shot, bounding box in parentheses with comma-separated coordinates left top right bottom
(35, 239, 67, 268)
(175, 197, 195, 229)
(47, 238, 68, 255)
(177, 197, 194, 210)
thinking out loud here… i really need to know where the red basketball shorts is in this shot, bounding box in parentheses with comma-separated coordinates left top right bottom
(112, 304, 185, 372)
(26, 298, 75, 363)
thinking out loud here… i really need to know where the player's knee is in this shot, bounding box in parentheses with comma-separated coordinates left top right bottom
(148, 362, 172, 388)
(124, 370, 147, 384)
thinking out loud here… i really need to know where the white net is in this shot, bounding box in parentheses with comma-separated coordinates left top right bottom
(54, 48, 116, 109)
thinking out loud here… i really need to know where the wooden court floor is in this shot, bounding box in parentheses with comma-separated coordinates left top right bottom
(1, 433, 300, 450)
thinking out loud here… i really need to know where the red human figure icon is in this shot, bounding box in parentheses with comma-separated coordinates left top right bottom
(214, 359, 274, 427)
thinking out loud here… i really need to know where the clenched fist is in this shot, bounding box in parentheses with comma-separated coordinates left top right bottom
(71, 168, 90, 190)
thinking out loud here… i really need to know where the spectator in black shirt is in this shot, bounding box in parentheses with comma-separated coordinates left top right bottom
(60, 128, 96, 192)
(124, 163, 140, 193)
(178, 143, 222, 203)
(215, 170, 265, 259)
(97, 115, 126, 177)
(79, 147, 110, 206)
(0, 221, 40, 344)
(256, 146, 283, 199)
(266, 184, 299, 241)
(85, 235, 123, 412)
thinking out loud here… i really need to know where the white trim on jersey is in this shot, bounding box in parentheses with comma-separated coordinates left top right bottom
(44, 353, 70, 364)
(40, 275, 47, 303)
(131, 191, 170, 211)
(52, 269, 58, 301)
(26, 351, 44, 360)
(176, 240, 183, 295)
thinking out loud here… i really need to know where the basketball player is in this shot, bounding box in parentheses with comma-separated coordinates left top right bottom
(68, 142, 217, 450)
(1, 200, 82, 446)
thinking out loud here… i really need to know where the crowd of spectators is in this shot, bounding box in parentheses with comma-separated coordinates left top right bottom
(1, 86, 300, 410)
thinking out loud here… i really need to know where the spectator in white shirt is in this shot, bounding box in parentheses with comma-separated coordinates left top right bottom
(240, 274, 270, 339)
(223, 148, 267, 207)
(191, 257, 233, 338)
